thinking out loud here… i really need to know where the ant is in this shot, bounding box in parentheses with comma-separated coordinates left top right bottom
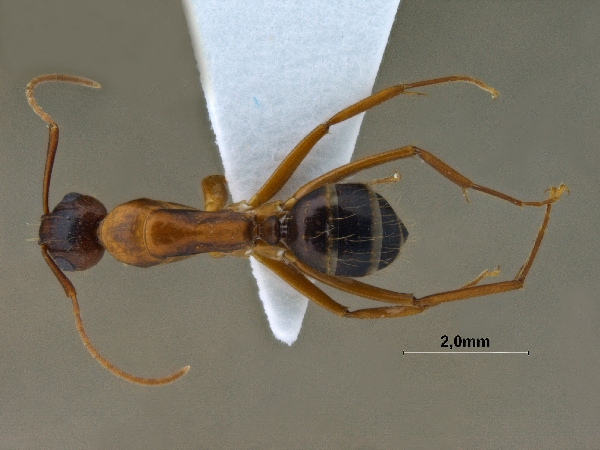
(28, 74, 567, 386)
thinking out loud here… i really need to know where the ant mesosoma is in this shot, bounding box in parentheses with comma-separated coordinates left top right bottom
(28, 74, 567, 386)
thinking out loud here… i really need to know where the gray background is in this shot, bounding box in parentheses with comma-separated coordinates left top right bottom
(1, 1, 598, 448)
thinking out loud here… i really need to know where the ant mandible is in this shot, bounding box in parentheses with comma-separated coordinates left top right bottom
(28, 74, 567, 386)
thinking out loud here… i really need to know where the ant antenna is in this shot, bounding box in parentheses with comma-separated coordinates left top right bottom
(28, 75, 190, 386)
(26, 74, 101, 215)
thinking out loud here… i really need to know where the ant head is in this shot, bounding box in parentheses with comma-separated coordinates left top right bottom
(39, 192, 107, 271)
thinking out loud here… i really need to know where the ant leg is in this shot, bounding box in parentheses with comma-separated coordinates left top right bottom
(247, 76, 498, 209)
(288, 255, 415, 305)
(201, 175, 228, 211)
(288, 146, 416, 206)
(411, 148, 568, 207)
(202, 174, 286, 220)
(252, 251, 349, 316)
(204, 194, 248, 260)
(257, 203, 555, 319)
(286, 145, 567, 210)
(27, 74, 101, 214)
(368, 171, 401, 187)
(461, 267, 500, 289)
(254, 251, 426, 318)
(346, 202, 553, 318)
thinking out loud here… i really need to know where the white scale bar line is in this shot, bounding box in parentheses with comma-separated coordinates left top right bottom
(403, 351, 529, 355)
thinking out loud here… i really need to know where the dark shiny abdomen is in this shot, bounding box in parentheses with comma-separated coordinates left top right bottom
(284, 183, 408, 277)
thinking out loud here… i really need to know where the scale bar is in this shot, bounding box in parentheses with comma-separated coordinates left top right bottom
(403, 351, 529, 355)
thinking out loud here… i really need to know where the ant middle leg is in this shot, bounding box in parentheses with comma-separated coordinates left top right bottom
(287, 145, 567, 210)
(288, 146, 416, 205)
(413, 148, 568, 207)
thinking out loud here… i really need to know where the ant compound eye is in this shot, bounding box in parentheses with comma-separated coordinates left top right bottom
(39, 193, 107, 271)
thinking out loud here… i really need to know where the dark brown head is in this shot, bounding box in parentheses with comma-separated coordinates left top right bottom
(39, 192, 107, 271)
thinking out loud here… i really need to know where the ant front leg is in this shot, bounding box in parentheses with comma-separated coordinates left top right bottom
(201, 175, 228, 211)
(247, 76, 498, 209)
(201, 175, 229, 258)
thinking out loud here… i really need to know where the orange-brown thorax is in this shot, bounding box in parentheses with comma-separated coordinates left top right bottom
(98, 198, 256, 267)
